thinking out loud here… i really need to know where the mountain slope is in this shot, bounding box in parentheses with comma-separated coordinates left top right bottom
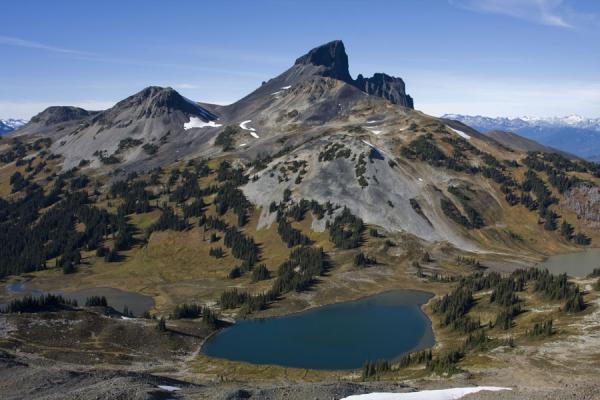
(444, 114, 600, 161)
(17, 41, 415, 172)
(16, 87, 219, 170)
(3, 40, 599, 254)
(483, 130, 576, 157)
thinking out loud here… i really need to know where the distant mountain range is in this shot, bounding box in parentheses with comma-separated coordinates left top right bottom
(443, 114, 600, 161)
(0, 119, 27, 135)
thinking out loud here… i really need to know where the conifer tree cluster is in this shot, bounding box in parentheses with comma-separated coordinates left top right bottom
(277, 218, 310, 248)
(251, 264, 271, 282)
(219, 288, 271, 313)
(171, 303, 204, 319)
(361, 360, 390, 379)
(527, 319, 553, 337)
(214, 126, 238, 151)
(2, 294, 77, 313)
(216, 160, 248, 186)
(214, 184, 251, 226)
(223, 228, 259, 266)
(182, 198, 206, 219)
(209, 247, 225, 259)
(328, 207, 365, 249)
(354, 252, 376, 268)
(84, 296, 108, 307)
(149, 207, 187, 232)
(0, 175, 132, 278)
(272, 246, 327, 294)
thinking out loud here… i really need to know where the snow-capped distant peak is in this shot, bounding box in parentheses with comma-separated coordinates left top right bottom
(563, 114, 585, 124)
(0, 118, 28, 135)
(442, 114, 600, 131)
(0, 118, 27, 129)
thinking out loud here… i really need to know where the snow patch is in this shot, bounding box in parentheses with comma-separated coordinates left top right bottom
(361, 139, 376, 148)
(368, 129, 383, 135)
(281, 85, 292, 90)
(340, 386, 511, 400)
(184, 117, 222, 130)
(240, 120, 260, 138)
(448, 126, 471, 140)
(239, 143, 248, 147)
(157, 385, 181, 392)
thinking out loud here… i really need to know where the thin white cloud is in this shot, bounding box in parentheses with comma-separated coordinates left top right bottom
(410, 73, 600, 118)
(0, 35, 89, 54)
(171, 83, 199, 89)
(0, 96, 237, 120)
(0, 100, 116, 120)
(0, 35, 268, 79)
(448, 0, 592, 28)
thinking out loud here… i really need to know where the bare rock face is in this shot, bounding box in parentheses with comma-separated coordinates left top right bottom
(355, 73, 414, 109)
(42, 86, 221, 170)
(243, 133, 480, 251)
(294, 40, 353, 83)
(294, 40, 414, 108)
(563, 185, 600, 226)
(29, 106, 93, 126)
(94, 86, 217, 127)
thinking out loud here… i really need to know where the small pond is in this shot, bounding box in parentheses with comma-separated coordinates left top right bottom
(4, 284, 154, 316)
(537, 248, 600, 278)
(202, 289, 434, 370)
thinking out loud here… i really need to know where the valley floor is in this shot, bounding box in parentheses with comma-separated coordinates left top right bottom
(2, 250, 600, 399)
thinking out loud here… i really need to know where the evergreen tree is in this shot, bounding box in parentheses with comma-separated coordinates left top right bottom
(157, 317, 167, 331)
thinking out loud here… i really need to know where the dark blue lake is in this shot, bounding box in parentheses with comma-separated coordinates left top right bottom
(202, 289, 434, 370)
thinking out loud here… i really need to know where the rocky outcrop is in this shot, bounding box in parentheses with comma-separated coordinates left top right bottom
(29, 106, 93, 126)
(563, 184, 600, 226)
(294, 40, 414, 108)
(294, 40, 352, 83)
(98, 87, 216, 123)
(355, 73, 413, 108)
(92, 86, 217, 128)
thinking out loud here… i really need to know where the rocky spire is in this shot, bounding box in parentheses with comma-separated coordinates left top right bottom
(294, 40, 353, 83)
(294, 40, 414, 108)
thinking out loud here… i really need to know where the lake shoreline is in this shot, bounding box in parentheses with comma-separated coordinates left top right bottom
(202, 288, 436, 370)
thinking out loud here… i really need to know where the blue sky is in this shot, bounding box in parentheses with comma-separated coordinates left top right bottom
(1, 0, 599, 119)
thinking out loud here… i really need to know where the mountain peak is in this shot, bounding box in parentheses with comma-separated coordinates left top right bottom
(29, 106, 93, 126)
(294, 40, 352, 82)
(291, 40, 413, 108)
(105, 86, 217, 122)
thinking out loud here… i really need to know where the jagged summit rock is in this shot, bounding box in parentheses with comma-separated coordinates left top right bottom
(294, 40, 353, 83)
(17, 40, 419, 171)
(293, 40, 413, 108)
(355, 73, 413, 109)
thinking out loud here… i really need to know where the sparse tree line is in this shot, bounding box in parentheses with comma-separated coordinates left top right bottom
(432, 268, 586, 337)
(400, 135, 594, 244)
(218, 245, 327, 315)
(327, 207, 365, 249)
(0, 171, 134, 277)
